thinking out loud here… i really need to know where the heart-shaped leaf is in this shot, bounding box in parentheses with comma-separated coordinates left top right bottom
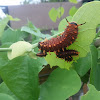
(39, 68, 81, 100)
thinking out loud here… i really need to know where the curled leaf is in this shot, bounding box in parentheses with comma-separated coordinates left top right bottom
(7, 41, 32, 60)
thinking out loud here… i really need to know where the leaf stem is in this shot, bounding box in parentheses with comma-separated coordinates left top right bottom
(6, 24, 14, 31)
(0, 48, 12, 52)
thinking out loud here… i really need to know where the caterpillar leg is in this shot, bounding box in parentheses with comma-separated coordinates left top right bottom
(56, 49, 79, 62)
(36, 51, 47, 57)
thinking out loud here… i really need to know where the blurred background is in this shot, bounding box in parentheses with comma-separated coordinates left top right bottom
(0, 0, 84, 33)
(0, 0, 94, 33)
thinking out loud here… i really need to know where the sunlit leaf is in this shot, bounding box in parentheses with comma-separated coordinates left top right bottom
(46, 1, 100, 69)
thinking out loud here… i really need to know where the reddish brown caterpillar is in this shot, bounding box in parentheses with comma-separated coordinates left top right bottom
(36, 18, 85, 61)
(56, 49, 79, 62)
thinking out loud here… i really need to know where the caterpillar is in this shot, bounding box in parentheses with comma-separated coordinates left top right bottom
(36, 18, 85, 61)
(56, 49, 79, 62)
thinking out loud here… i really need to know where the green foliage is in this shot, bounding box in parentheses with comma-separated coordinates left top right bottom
(0, 16, 47, 99)
(89, 45, 100, 91)
(0, 82, 19, 100)
(71, 1, 100, 57)
(57, 7, 64, 18)
(39, 68, 81, 100)
(7, 15, 20, 21)
(81, 84, 100, 100)
(1, 29, 28, 44)
(0, 17, 9, 38)
(0, 93, 15, 100)
(74, 50, 91, 77)
(0, 44, 11, 67)
(46, 1, 100, 69)
(0, 1, 100, 100)
(69, 0, 78, 4)
(47, 0, 65, 2)
(48, 7, 64, 22)
(0, 56, 40, 100)
(21, 21, 50, 39)
(0, 15, 20, 38)
(90, 62, 100, 91)
(69, 6, 78, 16)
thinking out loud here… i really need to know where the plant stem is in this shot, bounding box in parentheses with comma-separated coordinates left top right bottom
(0, 48, 12, 52)
(6, 24, 14, 31)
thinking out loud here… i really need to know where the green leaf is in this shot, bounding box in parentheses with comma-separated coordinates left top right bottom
(69, 0, 78, 4)
(48, 1, 100, 69)
(45, 52, 73, 69)
(48, 7, 64, 22)
(90, 45, 98, 89)
(21, 21, 50, 38)
(0, 43, 11, 68)
(57, 7, 64, 18)
(48, 8, 58, 22)
(7, 41, 33, 60)
(0, 56, 40, 100)
(1, 29, 28, 44)
(71, 1, 100, 58)
(81, 84, 100, 100)
(98, 48, 100, 58)
(0, 51, 9, 67)
(90, 63, 100, 91)
(7, 15, 20, 21)
(39, 68, 81, 100)
(0, 93, 15, 100)
(0, 82, 19, 100)
(74, 52, 91, 77)
(69, 6, 78, 16)
(89, 45, 100, 91)
(0, 17, 9, 37)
